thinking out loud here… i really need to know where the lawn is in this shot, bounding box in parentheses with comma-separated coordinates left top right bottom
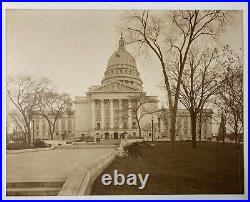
(91, 141, 244, 195)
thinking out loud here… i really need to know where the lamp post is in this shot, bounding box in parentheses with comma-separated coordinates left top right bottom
(32, 120, 35, 143)
(151, 115, 154, 142)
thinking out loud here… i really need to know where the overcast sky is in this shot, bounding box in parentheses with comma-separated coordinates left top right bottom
(6, 10, 243, 107)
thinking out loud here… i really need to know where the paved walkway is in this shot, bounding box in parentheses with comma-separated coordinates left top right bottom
(7, 148, 115, 182)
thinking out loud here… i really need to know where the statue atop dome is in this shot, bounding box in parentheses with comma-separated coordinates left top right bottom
(119, 33, 125, 49)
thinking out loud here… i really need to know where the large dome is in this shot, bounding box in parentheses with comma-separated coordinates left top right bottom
(101, 35, 143, 90)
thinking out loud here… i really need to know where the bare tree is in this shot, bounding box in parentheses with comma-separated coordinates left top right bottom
(215, 45, 243, 143)
(6, 76, 48, 143)
(174, 48, 220, 148)
(128, 93, 158, 139)
(122, 10, 228, 152)
(37, 89, 72, 140)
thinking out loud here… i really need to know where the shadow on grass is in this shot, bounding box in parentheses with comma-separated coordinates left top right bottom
(91, 141, 244, 195)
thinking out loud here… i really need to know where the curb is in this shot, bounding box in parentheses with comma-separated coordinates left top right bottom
(58, 150, 118, 196)
(58, 139, 142, 196)
(6, 146, 56, 154)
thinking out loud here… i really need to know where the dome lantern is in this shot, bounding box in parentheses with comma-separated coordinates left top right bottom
(119, 33, 125, 49)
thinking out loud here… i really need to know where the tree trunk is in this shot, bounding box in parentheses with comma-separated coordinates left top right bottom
(198, 128, 202, 142)
(26, 123, 31, 144)
(190, 112, 197, 148)
(49, 124, 54, 140)
(198, 114, 202, 142)
(136, 118, 141, 138)
(169, 108, 177, 153)
(137, 119, 142, 139)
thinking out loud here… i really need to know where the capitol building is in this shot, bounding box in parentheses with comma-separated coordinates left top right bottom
(74, 35, 159, 139)
(9, 35, 213, 142)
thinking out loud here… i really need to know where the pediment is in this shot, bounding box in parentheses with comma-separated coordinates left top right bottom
(89, 82, 141, 93)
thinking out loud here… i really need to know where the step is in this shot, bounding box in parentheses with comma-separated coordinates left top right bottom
(7, 181, 64, 188)
(7, 187, 61, 196)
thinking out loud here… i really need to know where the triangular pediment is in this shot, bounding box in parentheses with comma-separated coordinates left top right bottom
(89, 81, 141, 93)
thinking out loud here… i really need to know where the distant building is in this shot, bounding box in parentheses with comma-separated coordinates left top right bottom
(159, 109, 213, 141)
(32, 113, 75, 140)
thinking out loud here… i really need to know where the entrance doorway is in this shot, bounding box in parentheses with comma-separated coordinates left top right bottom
(114, 132, 118, 139)
(104, 133, 109, 139)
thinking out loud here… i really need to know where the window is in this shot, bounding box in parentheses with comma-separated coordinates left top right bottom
(123, 122, 127, 129)
(114, 122, 119, 129)
(125, 70, 127, 73)
(62, 119, 65, 130)
(105, 109, 110, 118)
(132, 122, 137, 129)
(120, 70, 122, 73)
(68, 119, 72, 129)
(42, 120, 46, 130)
(106, 122, 109, 129)
(130, 71, 131, 74)
(96, 123, 100, 130)
(55, 121, 59, 130)
(35, 120, 39, 130)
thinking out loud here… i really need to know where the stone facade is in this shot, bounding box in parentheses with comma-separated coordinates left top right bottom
(32, 114, 74, 140)
(74, 35, 159, 139)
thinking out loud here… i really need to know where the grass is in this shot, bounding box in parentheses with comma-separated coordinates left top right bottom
(91, 141, 244, 195)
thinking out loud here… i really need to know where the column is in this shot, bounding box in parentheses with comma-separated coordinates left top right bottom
(118, 99, 123, 129)
(110, 99, 114, 130)
(91, 100, 96, 130)
(101, 99, 105, 130)
(128, 99, 132, 129)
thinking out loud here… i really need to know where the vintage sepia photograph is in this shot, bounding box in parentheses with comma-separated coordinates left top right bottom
(3, 3, 247, 199)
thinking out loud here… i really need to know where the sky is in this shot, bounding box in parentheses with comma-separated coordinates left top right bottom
(6, 9, 243, 108)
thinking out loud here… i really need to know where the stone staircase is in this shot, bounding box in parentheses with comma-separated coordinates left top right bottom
(6, 180, 65, 196)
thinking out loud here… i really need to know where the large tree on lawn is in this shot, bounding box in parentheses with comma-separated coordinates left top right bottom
(122, 10, 229, 151)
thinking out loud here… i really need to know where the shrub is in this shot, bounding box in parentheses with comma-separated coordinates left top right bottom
(33, 139, 49, 148)
(7, 143, 32, 150)
(125, 142, 141, 158)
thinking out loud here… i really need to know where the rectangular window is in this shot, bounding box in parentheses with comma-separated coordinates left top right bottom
(105, 109, 110, 119)
(96, 123, 100, 130)
(42, 120, 46, 130)
(106, 122, 109, 129)
(123, 122, 127, 129)
(55, 120, 58, 129)
(35, 120, 39, 130)
(132, 122, 137, 129)
(68, 119, 72, 129)
(114, 122, 119, 129)
(62, 119, 65, 130)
